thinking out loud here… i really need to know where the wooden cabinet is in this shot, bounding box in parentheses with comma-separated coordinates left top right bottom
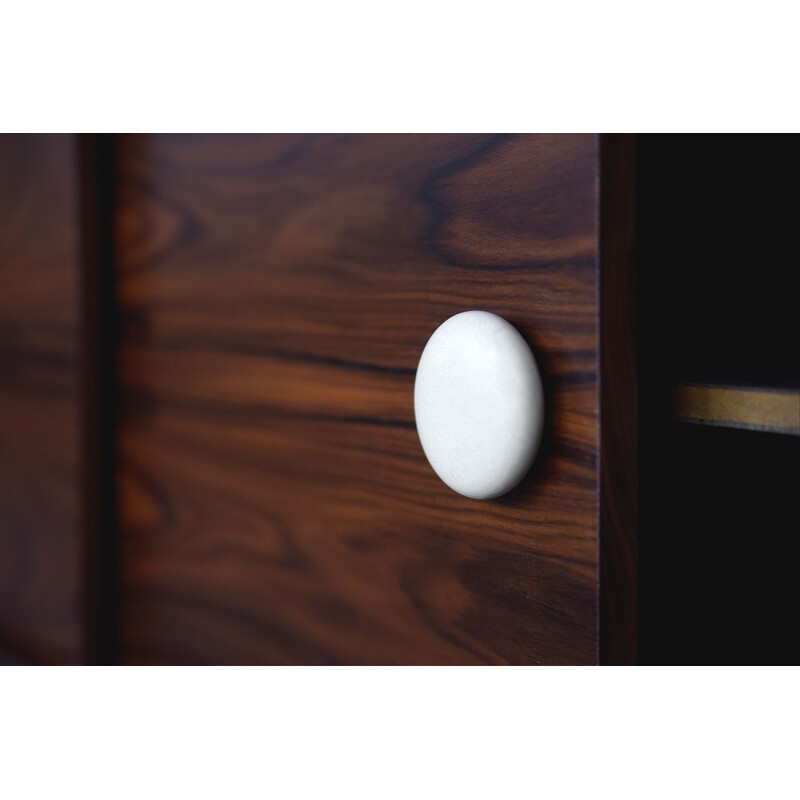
(1, 134, 637, 664)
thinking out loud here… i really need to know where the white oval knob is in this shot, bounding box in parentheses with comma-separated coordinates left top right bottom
(414, 310, 545, 500)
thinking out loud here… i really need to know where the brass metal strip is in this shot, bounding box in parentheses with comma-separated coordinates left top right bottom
(669, 384, 800, 436)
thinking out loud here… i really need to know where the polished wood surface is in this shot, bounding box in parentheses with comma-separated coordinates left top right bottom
(0, 134, 86, 663)
(116, 134, 611, 664)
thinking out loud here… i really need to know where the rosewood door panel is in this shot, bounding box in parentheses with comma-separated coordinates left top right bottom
(115, 134, 631, 664)
(0, 135, 86, 664)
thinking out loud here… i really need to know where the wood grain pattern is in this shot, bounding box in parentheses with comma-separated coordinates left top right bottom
(0, 134, 86, 663)
(116, 134, 610, 664)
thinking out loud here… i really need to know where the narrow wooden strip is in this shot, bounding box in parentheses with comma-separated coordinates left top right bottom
(0, 135, 86, 664)
(670, 384, 800, 436)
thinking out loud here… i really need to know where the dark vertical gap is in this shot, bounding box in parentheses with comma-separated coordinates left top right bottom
(598, 134, 638, 664)
(79, 134, 119, 665)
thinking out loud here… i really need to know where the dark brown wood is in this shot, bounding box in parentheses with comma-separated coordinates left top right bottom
(115, 134, 621, 664)
(599, 134, 638, 664)
(0, 134, 86, 663)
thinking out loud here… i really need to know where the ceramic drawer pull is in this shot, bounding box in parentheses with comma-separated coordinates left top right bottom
(413, 310, 545, 500)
